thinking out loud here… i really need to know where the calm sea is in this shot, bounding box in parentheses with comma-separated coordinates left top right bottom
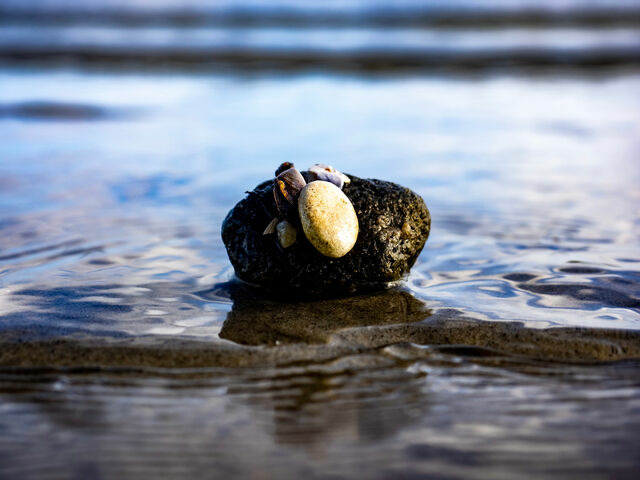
(1, 1, 639, 478)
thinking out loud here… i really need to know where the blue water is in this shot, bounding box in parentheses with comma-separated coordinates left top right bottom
(1, 1, 640, 478)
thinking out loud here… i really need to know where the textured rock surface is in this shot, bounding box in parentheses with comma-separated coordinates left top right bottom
(221, 174, 431, 297)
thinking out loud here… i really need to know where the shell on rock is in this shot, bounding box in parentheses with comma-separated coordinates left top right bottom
(275, 162, 295, 177)
(273, 167, 306, 222)
(298, 181, 358, 258)
(276, 219, 297, 248)
(308, 164, 350, 190)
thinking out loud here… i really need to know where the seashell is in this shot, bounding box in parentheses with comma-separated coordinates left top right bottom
(276, 167, 306, 205)
(276, 219, 297, 248)
(298, 181, 358, 258)
(273, 167, 306, 221)
(308, 164, 351, 190)
(275, 162, 295, 177)
(263, 217, 279, 235)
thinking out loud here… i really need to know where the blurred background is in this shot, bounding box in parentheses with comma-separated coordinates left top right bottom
(1, 1, 640, 479)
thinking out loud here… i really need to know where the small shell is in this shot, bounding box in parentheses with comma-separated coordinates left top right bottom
(276, 167, 306, 205)
(263, 217, 279, 235)
(298, 181, 358, 258)
(308, 164, 351, 189)
(276, 219, 297, 248)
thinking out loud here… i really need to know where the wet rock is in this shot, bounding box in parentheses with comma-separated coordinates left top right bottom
(221, 174, 431, 297)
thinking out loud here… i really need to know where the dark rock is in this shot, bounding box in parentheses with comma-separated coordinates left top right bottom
(221, 175, 430, 297)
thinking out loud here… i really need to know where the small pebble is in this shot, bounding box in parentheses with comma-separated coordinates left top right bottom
(277, 219, 297, 248)
(298, 181, 358, 258)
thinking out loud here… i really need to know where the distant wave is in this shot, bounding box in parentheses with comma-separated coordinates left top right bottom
(2, 1, 639, 74)
(2, 6, 640, 29)
(2, 46, 639, 75)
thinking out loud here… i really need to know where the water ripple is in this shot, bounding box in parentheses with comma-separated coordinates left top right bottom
(1, 46, 639, 478)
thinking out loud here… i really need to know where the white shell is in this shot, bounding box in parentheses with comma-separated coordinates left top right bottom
(298, 181, 358, 258)
(309, 164, 350, 188)
(276, 219, 297, 248)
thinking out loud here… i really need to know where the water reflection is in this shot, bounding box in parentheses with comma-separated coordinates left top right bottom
(1, 337, 638, 479)
(214, 283, 431, 345)
(2, 278, 639, 369)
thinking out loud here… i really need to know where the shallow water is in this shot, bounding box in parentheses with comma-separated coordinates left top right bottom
(1, 1, 640, 478)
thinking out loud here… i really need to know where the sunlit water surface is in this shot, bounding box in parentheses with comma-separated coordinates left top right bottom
(1, 1, 640, 478)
